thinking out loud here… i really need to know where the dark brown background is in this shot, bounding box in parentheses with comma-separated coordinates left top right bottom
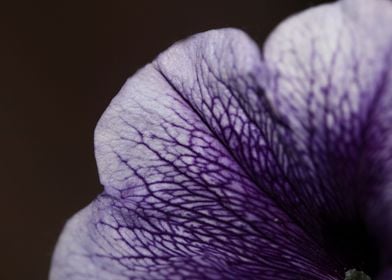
(1, 1, 328, 279)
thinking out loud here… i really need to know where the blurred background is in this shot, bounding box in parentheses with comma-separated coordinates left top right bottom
(1, 0, 328, 279)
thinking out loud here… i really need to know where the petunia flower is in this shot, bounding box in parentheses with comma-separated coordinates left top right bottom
(50, 0, 392, 279)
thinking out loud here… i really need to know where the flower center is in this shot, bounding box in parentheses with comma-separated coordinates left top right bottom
(322, 218, 379, 278)
(344, 269, 371, 280)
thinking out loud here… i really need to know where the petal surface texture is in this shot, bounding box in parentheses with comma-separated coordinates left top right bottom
(263, 0, 392, 276)
(51, 29, 337, 280)
(50, 0, 392, 279)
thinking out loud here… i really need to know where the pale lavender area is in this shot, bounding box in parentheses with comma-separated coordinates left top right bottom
(50, 0, 392, 279)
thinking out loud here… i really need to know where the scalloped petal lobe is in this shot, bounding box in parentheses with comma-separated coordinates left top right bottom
(50, 29, 338, 280)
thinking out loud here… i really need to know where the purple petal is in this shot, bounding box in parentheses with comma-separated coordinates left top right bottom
(263, 0, 392, 276)
(50, 29, 338, 279)
(50, 0, 392, 279)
